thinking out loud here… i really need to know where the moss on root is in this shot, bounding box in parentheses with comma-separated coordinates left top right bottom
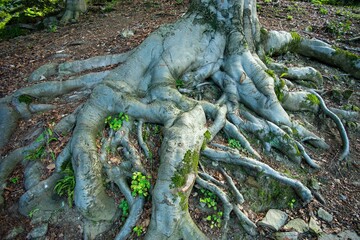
(289, 31, 302, 51)
(171, 150, 200, 188)
(201, 130, 211, 150)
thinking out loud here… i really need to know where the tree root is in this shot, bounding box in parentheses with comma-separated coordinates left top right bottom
(201, 148, 313, 204)
(309, 90, 350, 161)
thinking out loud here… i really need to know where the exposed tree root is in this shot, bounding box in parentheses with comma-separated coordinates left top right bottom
(0, 0, 358, 239)
(309, 90, 350, 161)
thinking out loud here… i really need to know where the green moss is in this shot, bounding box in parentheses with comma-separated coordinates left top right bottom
(178, 192, 188, 210)
(274, 78, 286, 103)
(204, 130, 211, 140)
(291, 127, 300, 138)
(289, 31, 302, 51)
(171, 150, 199, 188)
(201, 130, 211, 150)
(333, 47, 360, 67)
(305, 93, 320, 106)
(249, 177, 297, 212)
(293, 143, 301, 156)
(265, 69, 276, 79)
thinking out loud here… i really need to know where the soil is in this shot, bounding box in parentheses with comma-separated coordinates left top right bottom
(0, 0, 359, 239)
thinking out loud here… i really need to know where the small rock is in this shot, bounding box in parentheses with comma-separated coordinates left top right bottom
(121, 29, 134, 38)
(318, 208, 333, 223)
(27, 224, 48, 238)
(309, 217, 322, 234)
(339, 194, 347, 201)
(352, 181, 360, 187)
(274, 231, 299, 240)
(258, 209, 288, 231)
(310, 178, 320, 190)
(284, 218, 309, 233)
(319, 230, 360, 240)
(338, 230, 360, 239)
(5, 226, 24, 239)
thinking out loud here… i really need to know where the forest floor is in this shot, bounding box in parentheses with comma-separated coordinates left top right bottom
(0, 0, 359, 239)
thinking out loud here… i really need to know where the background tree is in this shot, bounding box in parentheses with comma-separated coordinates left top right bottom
(0, 0, 359, 239)
(61, 0, 87, 24)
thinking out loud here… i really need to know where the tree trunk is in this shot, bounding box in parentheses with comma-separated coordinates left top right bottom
(61, 0, 87, 24)
(0, 0, 358, 239)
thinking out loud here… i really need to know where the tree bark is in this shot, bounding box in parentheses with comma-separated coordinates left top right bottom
(61, 0, 87, 24)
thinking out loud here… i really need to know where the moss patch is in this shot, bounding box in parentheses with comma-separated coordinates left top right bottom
(171, 150, 200, 188)
(265, 69, 276, 79)
(201, 130, 211, 150)
(274, 78, 286, 103)
(301, 93, 320, 108)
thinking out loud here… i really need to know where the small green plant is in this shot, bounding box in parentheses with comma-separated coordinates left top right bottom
(54, 162, 76, 207)
(176, 79, 184, 88)
(228, 138, 242, 150)
(200, 188, 218, 210)
(18, 94, 34, 104)
(133, 226, 143, 236)
(326, 20, 352, 36)
(10, 177, 19, 184)
(264, 55, 273, 64)
(265, 69, 276, 79)
(199, 189, 223, 229)
(343, 104, 360, 112)
(287, 15, 293, 21)
(26, 128, 57, 161)
(48, 24, 57, 32)
(103, 0, 120, 12)
(319, 7, 328, 15)
(28, 208, 39, 218)
(105, 112, 129, 131)
(206, 211, 223, 229)
(288, 198, 296, 209)
(131, 172, 151, 197)
(175, 0, 183, 4)
(25, 146, 46, 161)
(264, 0, 272, 3)
(119, 199, 129, 221)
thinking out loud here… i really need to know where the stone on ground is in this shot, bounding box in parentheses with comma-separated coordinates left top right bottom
(258, 209, 288, 231)
(274, 231, 299, 240)
(318, 208, 333, 223)
(284, 218, 309, 233)
(309, 217, 322, 234)
(319, 230, 360, 240)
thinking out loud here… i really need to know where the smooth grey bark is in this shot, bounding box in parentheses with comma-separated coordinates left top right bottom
(0, 0, 358, 239)
(61, 0, 87, 24)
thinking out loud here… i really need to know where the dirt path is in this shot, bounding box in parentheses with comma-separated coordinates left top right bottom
(0, 0, 359, 239)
